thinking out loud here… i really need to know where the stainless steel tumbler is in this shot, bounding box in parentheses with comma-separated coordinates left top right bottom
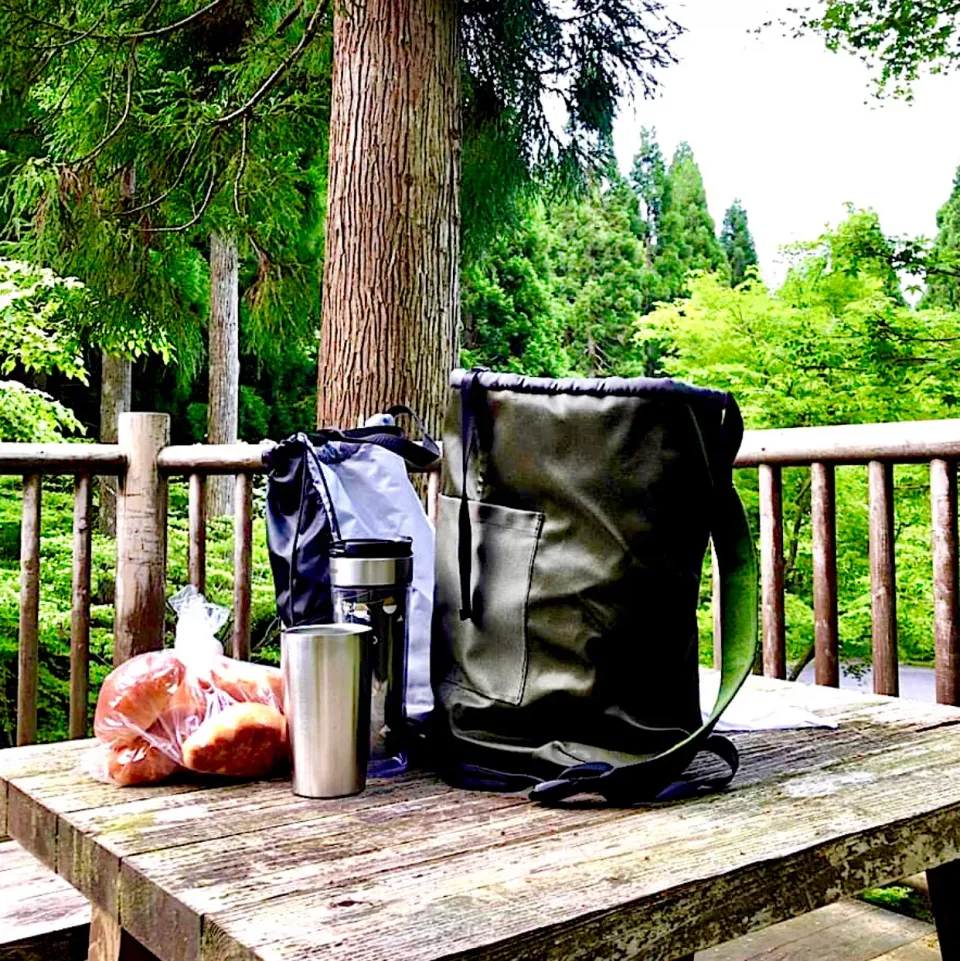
(281, 623, 372, 798)
(329, 539, 413, 775)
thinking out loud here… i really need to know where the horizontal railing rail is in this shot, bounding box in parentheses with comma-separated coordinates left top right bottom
(0, 416, 443, 746)
(730, 419, 960, 706)
(737, 419, 960, 466)
(2, 412, 958, 748)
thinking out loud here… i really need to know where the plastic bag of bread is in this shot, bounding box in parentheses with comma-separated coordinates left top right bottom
(87, 587, 286, 786)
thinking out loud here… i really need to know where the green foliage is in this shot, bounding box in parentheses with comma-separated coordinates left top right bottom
(547, 176, 668, 375)
(0, 259, 89, 381)
(0, 0, 332, 385)
(0, 475, 277, 746)
(0, 382, 83, 442)
(461, 202, 571, 377)
(0, 258, 94, 442)
(720, 200, 758, 288)
(460, 3, 682, 175)
(923, 165, 960, 309)
(859, 885, 934, 923)
(642, 220, 960, 672)
(654, 143, 729, 297)
(789, 0, 960, 99)
(629, 127, 668, 241)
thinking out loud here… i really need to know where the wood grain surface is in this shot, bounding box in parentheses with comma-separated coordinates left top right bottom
(2, 677, 960, 961)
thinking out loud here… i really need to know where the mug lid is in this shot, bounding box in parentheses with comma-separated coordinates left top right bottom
(329, 538, 412, 559)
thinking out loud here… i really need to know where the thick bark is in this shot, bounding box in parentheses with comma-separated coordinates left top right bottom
(98, 166, 137, 536)
(317, 0, 461, 432)
(207, 232, 240, 517)
(98, 351, 132, 535)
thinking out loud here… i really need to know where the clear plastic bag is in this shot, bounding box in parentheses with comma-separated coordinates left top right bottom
(87, 587, 286, 786)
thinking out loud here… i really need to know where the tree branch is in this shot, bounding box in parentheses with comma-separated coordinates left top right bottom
(74, 49, 136, 166)
(0, 0, 228, 42)
(125, 0, 228, 40)
(233, 115, 249, 216)
(117, 132, 204, 215)
(213, 0, 329, 126)
(51, 47, 101, 114)
(137, 162, 218, 233)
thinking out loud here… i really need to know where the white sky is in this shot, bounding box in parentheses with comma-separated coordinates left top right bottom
(611, 0, 960, 288)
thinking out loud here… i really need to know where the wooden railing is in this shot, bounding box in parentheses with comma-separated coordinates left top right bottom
(2, 411, 959, 747)
(732, 419, 960, 706)
(0, 412, 443, 748)
(0, 413, 272, 746)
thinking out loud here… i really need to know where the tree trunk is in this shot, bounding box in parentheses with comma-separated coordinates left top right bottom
(98, 351, 132, 535)
(98, 165, 137, 536)
(207, 232, 240, 517)
(317, 0, 461, 432)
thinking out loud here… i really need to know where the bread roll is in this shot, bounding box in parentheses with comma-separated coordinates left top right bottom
(181, 702, 286, 778)
(106, 737, 181, 786)
(209, 656, 283, 709)
(159, 674, 208, 745)
(94, 651, 186, 744)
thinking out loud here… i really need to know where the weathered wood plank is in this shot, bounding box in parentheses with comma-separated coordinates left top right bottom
(0, 839, 89, 953)
(7, 785, 58, 870)
(931, 458, 960, 706)
(869, 460, 899, 696)
(88, 904, 159, 961)
(873, 935, 941, 961)
(187, 474, 206, 595)
(759, 464, 786, 678)
(196, 770, 960, 961)
(70, 473, 93, 739)
(17, 474, 41, 747)
(811, 462, 840, 687)
(0, 740, 91, 835)
(132, 715, 960, 961)
(700, 901, 933, 961)
(58, 775, 453, 917)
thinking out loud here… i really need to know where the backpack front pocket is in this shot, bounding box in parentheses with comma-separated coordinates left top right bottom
(435, 494, 543, 706)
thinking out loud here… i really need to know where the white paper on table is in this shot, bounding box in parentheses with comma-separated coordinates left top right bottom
(699, 671, 838, 732)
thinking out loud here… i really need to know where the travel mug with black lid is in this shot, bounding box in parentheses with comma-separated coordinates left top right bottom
(329, 538, 413, 775)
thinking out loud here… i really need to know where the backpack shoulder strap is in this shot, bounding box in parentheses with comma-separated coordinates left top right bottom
(529, 478, 759, 805)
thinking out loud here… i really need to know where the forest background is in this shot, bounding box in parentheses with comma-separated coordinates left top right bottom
(3, 1, 960, 742)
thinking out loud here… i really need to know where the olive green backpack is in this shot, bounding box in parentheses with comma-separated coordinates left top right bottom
(431, 369, 759, 804)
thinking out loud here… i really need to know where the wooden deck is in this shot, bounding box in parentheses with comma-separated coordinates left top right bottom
(704, 901, 939, 961)
(0, 838, 89, 959)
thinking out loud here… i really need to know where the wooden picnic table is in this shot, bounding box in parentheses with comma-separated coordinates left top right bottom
(3, 673, 960, 961)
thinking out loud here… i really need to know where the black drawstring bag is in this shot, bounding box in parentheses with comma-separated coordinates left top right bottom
(264, 408, 439, 627)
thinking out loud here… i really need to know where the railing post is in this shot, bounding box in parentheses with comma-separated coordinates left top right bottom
(869, 460, 898, 696)
(70, 474, 92, 738)
(759, 464, 786, 679)
(115, 413, 170, 665)
(17, 474, 41, 746)
(931, 458, 960, 705)
(232, 473, 253, 661)
(188, 473, 207, 594)
(811, 463, 839, 687)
